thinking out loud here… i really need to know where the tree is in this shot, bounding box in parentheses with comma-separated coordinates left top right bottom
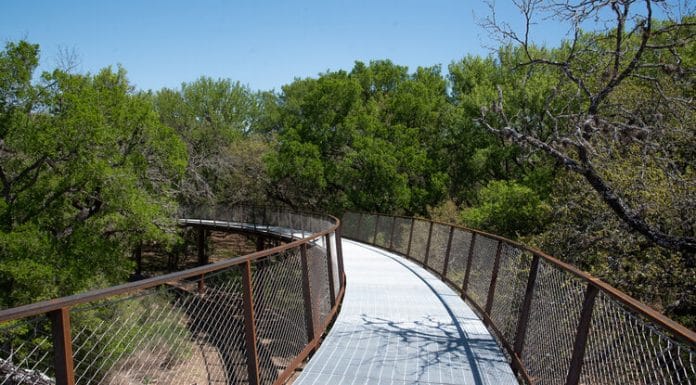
(0, 41, 187, 307)
(154, 77, 270, 207)
(479, 0, 696, 254)
(266, 61, 450, 214)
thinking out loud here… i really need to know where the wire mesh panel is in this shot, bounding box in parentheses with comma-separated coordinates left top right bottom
(0, 315, 54, 385)
(251, 250, 309, 385)
(408, 219, 430, 263)
(426, 223, 450, 275)
(580, 290, 696, 385)
(465, 235, 499, 307)
(374, 215, 394, 249)
(307, 244, 332, 333)
(70, 270, 248, 385)
(522, 260, 586, 385)
(488, 244, 531, 344)
(357, 214, 377, 244)
(390, 217, 412, 255)
(341, 212, 361, 240)
(445, 228, 473, 287)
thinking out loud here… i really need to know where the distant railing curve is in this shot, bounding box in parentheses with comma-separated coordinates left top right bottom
(0, 206, 345, 385)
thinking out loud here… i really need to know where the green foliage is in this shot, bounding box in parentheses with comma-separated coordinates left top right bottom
(461, 179, 551, 238)
(530, 170, 695, 327)
(0, 41, 187, 308)
(154, 77, 270, 206)
(266, 60, 449, 214)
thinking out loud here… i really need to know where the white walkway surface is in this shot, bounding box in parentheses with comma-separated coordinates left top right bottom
(294, 240, 518, 385)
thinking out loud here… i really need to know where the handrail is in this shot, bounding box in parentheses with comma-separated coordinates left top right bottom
(0, 206, 346, 385)
(342, 212, 695, 385)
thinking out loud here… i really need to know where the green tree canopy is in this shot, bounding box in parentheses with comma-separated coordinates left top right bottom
(266, 60, 449, 214)
(0, 41, 187, 308)
(154, 77, 270, 206)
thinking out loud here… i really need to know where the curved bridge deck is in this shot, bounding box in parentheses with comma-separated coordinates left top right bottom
(295, 240, 517, 385)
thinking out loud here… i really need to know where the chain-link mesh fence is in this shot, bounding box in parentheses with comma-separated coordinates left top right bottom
(341, 212, 696, 385)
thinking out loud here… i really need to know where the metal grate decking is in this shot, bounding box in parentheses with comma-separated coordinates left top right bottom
(294, 240, 517, 385)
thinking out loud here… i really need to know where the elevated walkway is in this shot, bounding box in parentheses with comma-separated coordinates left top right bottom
(295, 240, 516, 385)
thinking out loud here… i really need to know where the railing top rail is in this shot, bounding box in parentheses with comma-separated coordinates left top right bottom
(0, 210, 339, 323)
(350, 211, 696, 345)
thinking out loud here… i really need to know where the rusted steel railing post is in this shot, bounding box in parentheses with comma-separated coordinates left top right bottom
(442, 226, 454, 278)
(197, 227, 207, 265)
(197, 227, 208, 294)
(423, 221, 434, 268)
(49, 307, 75, 385)
(300, 244, 316, 342)
(325, 234, 336, 307)
(255, 235, 264, 252)
(133, 242, 143, 278)
(336, 227, 346, 289)
(241, 260, 261, 385)
(514, 254, 540, 357)
(406, 218, 415, 257)
(462, 233, 477, 293)
(565, 284, 599, 385)
(485, 241, 504, 314)
(388, 217, 396, 251)
(373, 215, 380, 245)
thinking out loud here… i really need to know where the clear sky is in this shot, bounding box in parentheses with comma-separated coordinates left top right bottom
(1, 0, 570, 92)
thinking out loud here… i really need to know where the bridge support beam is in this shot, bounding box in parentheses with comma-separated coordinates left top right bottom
(565, 284, 599, 385)
(337, 226, 346, 289)
(462, 233, 477, 293)
(50, 307, 75, 385)
(242, 260, 261, 385)
(485, 241, 504, 314)
(326, 234, 336, 307)
(197, 227, 208, 294)
(514, 255, 540, 358)
(300, 244, 316, 342)
(423, 221, 434, 268)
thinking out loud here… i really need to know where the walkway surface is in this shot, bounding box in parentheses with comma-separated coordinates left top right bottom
(294, 240, 517, 385)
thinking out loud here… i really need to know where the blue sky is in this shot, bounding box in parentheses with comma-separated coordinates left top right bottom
(1, 0, 571, 92)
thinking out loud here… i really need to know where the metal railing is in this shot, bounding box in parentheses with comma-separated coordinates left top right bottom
(0, 206, 345, 385)
(341, 212, 696, 385)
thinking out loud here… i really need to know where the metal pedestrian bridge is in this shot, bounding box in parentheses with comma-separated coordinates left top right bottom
(0, 207, 694, 385)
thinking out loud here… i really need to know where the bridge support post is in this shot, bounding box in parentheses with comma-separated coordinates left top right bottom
(300, 244, 316, 342)
(325, 234, 336, 307)
(442, 226, 454, 278)
(388, 216, 396, 251)
(406, 218, 415, 257)
(462, 233, 477, 293)
(485, 241, 504, 314)
(133, 242, 142, 278)
(197, 227, 208, 294)
(241, 260, 261, 385)
(423, 221, 434, 268)
(50, 307, 75, 385)
(565, 284, 599, 385)
(336, 226, 346, 290)
(514, 255, 540, 359)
